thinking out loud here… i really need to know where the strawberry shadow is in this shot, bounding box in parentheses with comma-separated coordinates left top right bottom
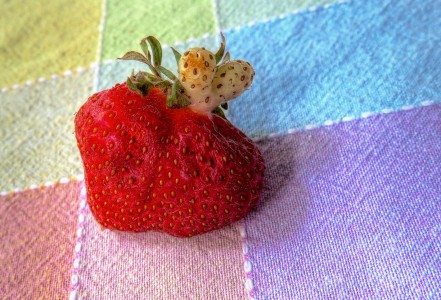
(247, 129, 336, 243)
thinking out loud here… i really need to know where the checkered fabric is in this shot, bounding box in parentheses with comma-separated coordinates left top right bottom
(1, 0, 440, 299)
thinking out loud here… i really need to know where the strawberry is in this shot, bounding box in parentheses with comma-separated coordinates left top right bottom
(75, 35, 264, 237)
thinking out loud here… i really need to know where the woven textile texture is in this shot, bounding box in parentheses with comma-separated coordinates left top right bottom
(1, 0, 440, 299)
(0, 181, 81, 299)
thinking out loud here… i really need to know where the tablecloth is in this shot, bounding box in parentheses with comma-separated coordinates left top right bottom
(1, 0, 440, 299)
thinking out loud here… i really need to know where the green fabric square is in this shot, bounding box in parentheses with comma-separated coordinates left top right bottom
(0, 0, 101, 87)
(102, 0, 216, 60)
(217, 0, 340, 29)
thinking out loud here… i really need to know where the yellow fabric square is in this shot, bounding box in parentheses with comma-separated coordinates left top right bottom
(0, 0, 101, 87)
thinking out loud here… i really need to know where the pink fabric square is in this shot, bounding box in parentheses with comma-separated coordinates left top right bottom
(0, 181, 81, 299)
(76, 207, 246, 299)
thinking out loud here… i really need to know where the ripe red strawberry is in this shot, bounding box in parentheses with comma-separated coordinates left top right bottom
(75, 35, 264, 237)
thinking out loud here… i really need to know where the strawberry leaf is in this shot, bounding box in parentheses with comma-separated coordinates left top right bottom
(176, 93, 191, 107)
(126, 76, 138, 92)
(167, 81, 179, 108)
(222, 52, 231, 63)
(119, 51, 159, 76)
(171, 47, 181, 65)
(126, 71, 158, 96)
(154, 80, 172, 90)
(146, 36, 162, 67)
(215, 33, 226, 64)
(212, 106, 227, 119)
(119, 51, 150, 65)
(159, 66, 178, 81)
(167, 81, 190, 108)
(139, 38, 152, 61)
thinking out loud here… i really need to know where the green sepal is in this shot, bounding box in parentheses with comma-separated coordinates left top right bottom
(126, 71, 155, 96)
(154, 80, 172, 89)
(139, 38, 151, 61)
(167, 81, 180, 108)
(126, 76, 140, 94)
(222, 52, 231, 63)
(212, 106, 227, 119)
(146, 36, 162, 67)
(159, 66, 178, 81)
(119, 51, 159, 76)
(215, 33, 226, 63)
(119, 51, 150, 65)
(171, 47, 181, 65)
(167, 81, 190, 108)
(176, 93, 191, 108)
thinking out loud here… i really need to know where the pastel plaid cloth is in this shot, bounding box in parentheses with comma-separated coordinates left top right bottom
(1, 0, 440, 299)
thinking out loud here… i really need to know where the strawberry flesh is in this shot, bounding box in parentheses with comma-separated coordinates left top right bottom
(75, 83, 264, 237)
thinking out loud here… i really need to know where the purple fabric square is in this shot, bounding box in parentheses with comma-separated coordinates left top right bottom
(246, 105, 441, 299)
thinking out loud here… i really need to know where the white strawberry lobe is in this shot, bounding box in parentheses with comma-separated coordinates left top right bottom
(178, 49, 255, 114)
(211, 60, 255, 105)
(178, 48, 216, 105)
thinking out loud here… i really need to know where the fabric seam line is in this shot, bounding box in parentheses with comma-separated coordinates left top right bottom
(68, 182, 88, 300)
(239, 221, 255, 299)
(211, 0, 222, 35)
(252, 100, 437, 141)
(1, 175, 84, 197)
(68, 0, 108, 298)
